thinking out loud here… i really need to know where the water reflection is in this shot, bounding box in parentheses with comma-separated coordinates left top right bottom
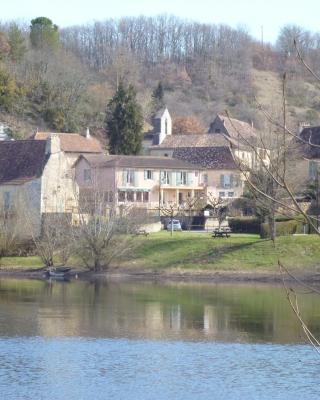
(0, 279, 318, 343)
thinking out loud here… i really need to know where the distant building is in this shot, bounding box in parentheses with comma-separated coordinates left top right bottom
(74, 154, 204, 210)
(0, 131, 104, 239)
(0, 123, 10, 141)
(300, 125, 320, 180)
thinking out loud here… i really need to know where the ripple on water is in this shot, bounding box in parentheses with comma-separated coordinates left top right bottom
(0, 337, 318, 400)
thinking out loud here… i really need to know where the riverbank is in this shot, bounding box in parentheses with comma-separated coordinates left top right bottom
(0, 233, 320, 283)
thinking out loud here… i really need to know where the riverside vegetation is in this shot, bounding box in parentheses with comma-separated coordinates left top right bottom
(1, 232, 320, 274)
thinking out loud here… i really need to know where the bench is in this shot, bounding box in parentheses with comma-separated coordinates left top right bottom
(212, 227, 232, 238)
(133, 229, 149, 237)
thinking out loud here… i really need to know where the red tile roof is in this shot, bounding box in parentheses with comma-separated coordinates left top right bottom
(34, 132, 103, 153)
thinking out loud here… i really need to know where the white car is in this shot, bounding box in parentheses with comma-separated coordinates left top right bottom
(166, 219, 182, 231)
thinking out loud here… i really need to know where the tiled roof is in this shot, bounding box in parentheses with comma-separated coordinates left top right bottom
(173, 147, 238, 170)
(300, 127, 320, 159)
(0, 140, 48, 184)
(77, 154, 203, 170)
(151, 134, 229, 148)
(212, 114, 257, 139)
(34, 132, 103, 153)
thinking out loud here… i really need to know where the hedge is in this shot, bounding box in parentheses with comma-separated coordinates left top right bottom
(260, 220, 304, 238)
(228, 217, 261, 234)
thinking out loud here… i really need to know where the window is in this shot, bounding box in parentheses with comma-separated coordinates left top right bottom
(215, 128, 221, 133)
(118, 191, 125, 202)
(109, 191, 114, 203)
(143, 192, 149, 202)
(164, 153, 168, 157)
(84, 169, 91, 183)
(123, 170, 135, 185)
(3, 192, 10, 210)
(220, 174, 233, 188)
(202, 174, 208, 185)
(127, 191, 134, 202)
(228, 192, 234, 197)
(177, 171, 187, 185)
(136, 192, 142, 202)
(160, 171, 170, 184)
(165, 118, 168, 134)
(144, 170, 153, 180)
(219, 191, 225, 198)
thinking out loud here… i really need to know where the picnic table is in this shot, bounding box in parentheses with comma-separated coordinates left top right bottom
(212, 227, 232, 238)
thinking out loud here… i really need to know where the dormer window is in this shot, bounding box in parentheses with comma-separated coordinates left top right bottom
(165, 119, 168, 134)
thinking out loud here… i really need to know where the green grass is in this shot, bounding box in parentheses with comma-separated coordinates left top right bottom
(1, 232, 320, 272)
(0, 256, 43, 269)
(120, 232, 320, 272)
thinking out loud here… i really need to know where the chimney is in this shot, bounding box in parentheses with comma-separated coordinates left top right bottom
(86, 127, 91, 139)
(46, 133, 61, 155)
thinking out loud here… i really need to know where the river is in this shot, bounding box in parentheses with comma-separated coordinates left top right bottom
(0, 279, 319, 399)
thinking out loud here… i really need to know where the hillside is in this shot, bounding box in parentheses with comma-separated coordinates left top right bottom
(1, 16, 320, 138)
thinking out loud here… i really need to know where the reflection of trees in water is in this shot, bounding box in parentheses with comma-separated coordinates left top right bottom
(0, 280, 318, 343)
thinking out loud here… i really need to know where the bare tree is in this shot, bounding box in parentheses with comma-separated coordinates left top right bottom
(159, 203, 184, 236)
(0, 205, 17, 264)
(71, 188, 139, 272)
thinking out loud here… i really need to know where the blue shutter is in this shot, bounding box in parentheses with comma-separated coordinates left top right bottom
(220, 174, 225, 188)
(230, 174, 234, 188)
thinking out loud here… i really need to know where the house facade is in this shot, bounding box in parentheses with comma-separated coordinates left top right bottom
(74, 154, 205, 210)
(300, 126, 320, 180)
(0, 131, 104, 239)
(0, 140, 48, 239)
(33, 131, 103, 213)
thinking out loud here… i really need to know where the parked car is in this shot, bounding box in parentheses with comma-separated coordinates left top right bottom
(166, 219, 182, 231)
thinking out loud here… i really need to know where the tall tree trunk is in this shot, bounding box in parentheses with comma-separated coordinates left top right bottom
(268, 211, 276, 241)
(94, 257, 102, 272)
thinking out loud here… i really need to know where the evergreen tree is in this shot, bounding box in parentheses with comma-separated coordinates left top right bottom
(30, 17, 59, 50)
(105, 81, 143, 155)
(151, 81, 165, 116)
(8, 24, 26, 62)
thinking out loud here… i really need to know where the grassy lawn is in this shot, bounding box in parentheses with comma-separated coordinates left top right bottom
(120, 232, 320, 271)
(0, 256, 43, 269)
(1, 232, 319, 272)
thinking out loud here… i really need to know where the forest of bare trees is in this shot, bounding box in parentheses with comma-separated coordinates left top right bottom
(2, 16, 320, 137)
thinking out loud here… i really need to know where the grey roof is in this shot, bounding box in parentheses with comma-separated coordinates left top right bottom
(210, 114, 258, 139)
(77, 154, 203, 170)
(151, 134, 230, 148)
(0, 140, 48, 184)
(300, 126, 320, 159)
(153, 107, 167, 119)
(173, 147, 238, 170)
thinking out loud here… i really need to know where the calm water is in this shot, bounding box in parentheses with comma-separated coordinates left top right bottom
(0, 279, 319, 399)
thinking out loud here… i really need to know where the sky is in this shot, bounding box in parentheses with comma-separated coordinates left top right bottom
(1, 0, 320, 44)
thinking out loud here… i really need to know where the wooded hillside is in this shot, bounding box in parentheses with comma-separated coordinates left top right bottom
(1, 16, 320, 138)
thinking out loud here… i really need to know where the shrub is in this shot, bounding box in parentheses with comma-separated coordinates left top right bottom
(228, 217, 261, 234)
(260, 220, 303, 238)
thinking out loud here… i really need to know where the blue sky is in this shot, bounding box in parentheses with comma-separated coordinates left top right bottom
(1, 0, 320, 43)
